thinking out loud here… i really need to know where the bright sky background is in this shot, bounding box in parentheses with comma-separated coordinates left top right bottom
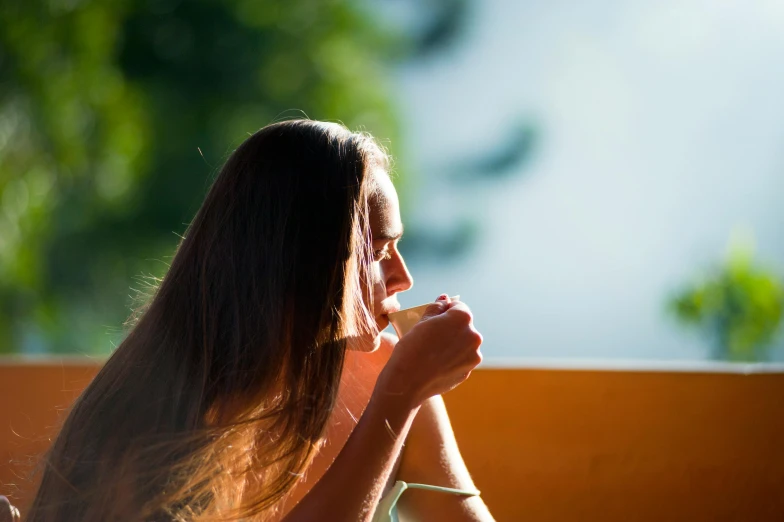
(389, 0, 784, 360)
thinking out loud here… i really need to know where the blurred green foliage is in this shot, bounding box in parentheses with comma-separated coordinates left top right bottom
(670, 233, 784, 361)
(0, 0, 402, 353)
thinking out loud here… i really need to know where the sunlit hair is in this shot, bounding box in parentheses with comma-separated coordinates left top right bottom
(27, 120, 388, 521)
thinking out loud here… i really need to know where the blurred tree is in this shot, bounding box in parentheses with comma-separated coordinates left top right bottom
(0, 0, 400, 353)
(670, 231, 784, 362)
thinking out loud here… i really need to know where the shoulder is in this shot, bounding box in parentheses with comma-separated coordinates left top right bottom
(352, 332, 398, 372)
(379, 331, 399, 351)
(341, 332, 398, 385)
(374, 332, 398, 363)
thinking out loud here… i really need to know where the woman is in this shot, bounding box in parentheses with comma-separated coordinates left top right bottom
(27, 120, 494, 521)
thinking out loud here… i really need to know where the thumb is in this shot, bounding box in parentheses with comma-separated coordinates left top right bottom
(420, 294, 450, 321)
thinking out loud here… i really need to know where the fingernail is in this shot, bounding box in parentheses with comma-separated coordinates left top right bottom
(437, 294, 448, 301)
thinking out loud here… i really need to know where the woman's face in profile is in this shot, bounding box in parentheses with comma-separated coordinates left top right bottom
(351, 168, 413, 352)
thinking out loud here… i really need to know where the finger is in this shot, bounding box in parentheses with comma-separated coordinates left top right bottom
(420, 295, 450, 321)
(445, 302, 473, 324)
(447, 301, 470, 312)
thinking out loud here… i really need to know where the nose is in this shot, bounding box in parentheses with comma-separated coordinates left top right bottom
(383, 249, 414, 296)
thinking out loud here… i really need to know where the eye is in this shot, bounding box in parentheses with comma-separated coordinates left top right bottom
(373, 248, 392, 261)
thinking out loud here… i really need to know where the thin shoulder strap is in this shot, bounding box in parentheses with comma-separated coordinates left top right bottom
(372, 481, 481, 522)
(403, 482, 480, 496)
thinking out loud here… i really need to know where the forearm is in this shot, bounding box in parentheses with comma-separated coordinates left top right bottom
(282, 389, 420, 522)
(396, 396, 495, 522)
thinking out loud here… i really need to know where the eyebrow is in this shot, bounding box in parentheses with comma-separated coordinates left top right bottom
(374, 223, 404, 241)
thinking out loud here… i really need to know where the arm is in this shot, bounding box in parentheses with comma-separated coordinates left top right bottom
(283, 297, 483, 521)
(282, 381, 420, 522)
(396, 396, 495, 522)
(283, 295, 482, 522)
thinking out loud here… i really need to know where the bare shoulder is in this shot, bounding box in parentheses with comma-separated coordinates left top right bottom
(379, 331, 399, 352)
(352, 332, 397, 378)
(340, 333, 398, 389)
(364, 331, 397, 367)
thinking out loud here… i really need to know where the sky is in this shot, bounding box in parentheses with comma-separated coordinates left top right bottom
(387, 0, 784, 361)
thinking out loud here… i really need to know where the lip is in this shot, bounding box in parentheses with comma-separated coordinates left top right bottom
(379, 305, 401, 317)
(378, 304, 401, 322)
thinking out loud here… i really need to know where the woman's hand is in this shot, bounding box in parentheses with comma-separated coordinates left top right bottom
(282, 297, 482, 522)
(376, 295, 483, 407)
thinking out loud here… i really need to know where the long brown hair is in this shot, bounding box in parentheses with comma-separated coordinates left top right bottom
(26, 120, 385, 521)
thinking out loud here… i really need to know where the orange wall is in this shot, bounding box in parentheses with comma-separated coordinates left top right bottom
(2, 361, 783, 521)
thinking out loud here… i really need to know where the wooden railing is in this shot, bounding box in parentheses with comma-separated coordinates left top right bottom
(2, 358, 783, 521)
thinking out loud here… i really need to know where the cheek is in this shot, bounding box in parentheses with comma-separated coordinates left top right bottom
(360, 263, 386, 316)
(371, 265, 387, 309)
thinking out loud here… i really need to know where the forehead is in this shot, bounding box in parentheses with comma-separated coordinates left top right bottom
(368, 168, 402, 239)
